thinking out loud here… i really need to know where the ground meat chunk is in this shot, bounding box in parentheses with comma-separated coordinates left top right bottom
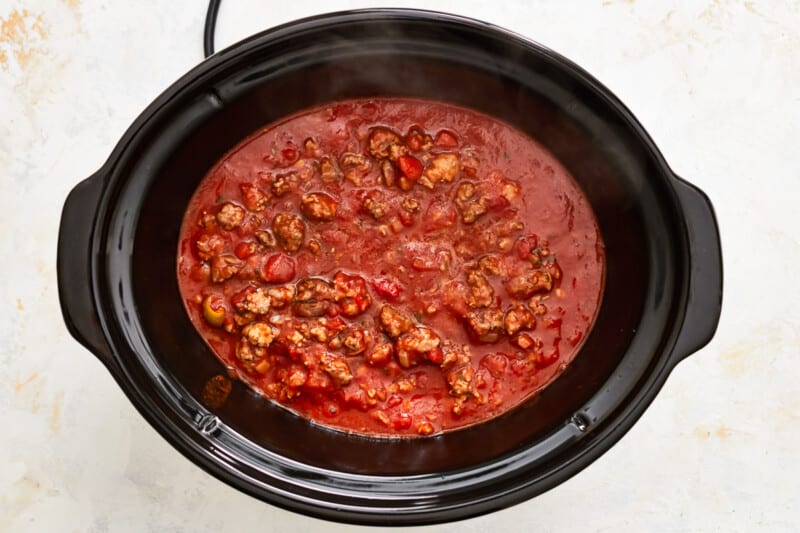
(546, 260, 562, 281)
(293, 277, 335, 317)
(478, 254, 505, 276)
(419, 153, 459, 189)
(441, 280, 470, 317)
(340, 153, 372, 185)
(440, 340, 471, 370)
(267, 285, 296, 308)
(271, 172, 297, 196)
(320, 156, 340, 182)
(501, 180, 522, 203)
(466, 270, 494, 308)
(464, 308, 505, 343)
(367, 343, 393, 366)
(285, 365, 309, 388)
(242, 322, 278, 348)
(333, 272, 372, 317)
(446, 364, 475, 397)
(405, 126, 433, 151)
(395, 326, 442, 368)
(210, 254, 243, 283)
(254, 229, 276, 247)
(240, 183, 269, 212)
(455, 182, 488, 224)
(460, 200, 489, 225)
(195, 233, 225, 260)
(401, 197, 420, 213)
(379, 305, 413, 338)
(307, 320, 330, 343)
(511, 332, 541, 351)
(367, 127, 406, 160)
(460, 153, 480, 177)
(300, 192, 338, 221)
(505, 271, 553, 299)
(272, 213, 305, 252)
(319, 353, 352, 386)
(504, 304, 536, 335)
(197, 210, 218, 229)
(273, 319, 310, 352)
(341, 326, 371, 355)
(235, 338, 264, 363)
(362, 190, 387, 220)
(216, 203, 245, 230)
(380, 160, 397, 187)
(232, 286, 271, 315)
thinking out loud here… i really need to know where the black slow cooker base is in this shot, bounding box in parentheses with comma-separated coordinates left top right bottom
(54, 11, 722, 524)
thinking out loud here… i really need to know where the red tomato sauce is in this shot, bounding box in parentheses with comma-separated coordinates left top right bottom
(177, 98, 605, 437)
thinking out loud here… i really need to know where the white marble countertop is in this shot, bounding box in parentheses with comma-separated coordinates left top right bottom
(1, 1, 798, 531)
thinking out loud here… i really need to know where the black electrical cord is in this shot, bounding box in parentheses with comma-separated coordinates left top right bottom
(203, 0, 222, 57)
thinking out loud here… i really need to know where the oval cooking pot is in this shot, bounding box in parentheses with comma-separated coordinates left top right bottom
(56, 9, 722, 526)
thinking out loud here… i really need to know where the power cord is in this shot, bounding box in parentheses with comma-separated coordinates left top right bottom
(203, 0, 222, 57)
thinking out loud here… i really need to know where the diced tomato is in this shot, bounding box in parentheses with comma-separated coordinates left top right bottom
(434, 129, 459, 148)
(281, 148, 298, 164)
(189, 263, 210, 282)
(305, 370, 334, 391)
(481, 353, 509, 378)
(397, 155, 423, 181)
(344, 386, 369, 410)
(515, 234, 540, 260)
(262, 253, 296, 283)
(234, 241, 257, 259)
(485, 194, 510, 211)
(406, 127, 424, 151)
(427, 347, 444, 365)
(398, 209, 415, 227)
(391, 412, 413, 430)
(423, 200, 456, 232)
(371, 276, 403, 299)
(386, 395, 403, 408)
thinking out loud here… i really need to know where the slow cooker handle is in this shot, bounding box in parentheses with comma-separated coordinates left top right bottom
(669, 175, 723, 365)
(57, 170, 118, 374)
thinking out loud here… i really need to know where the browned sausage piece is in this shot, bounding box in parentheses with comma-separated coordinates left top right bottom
(272, 213, 305, 252)
(300, 192, 338, 221)
(464, 308, 505, 343)
(395, 326, 441, 368)
(466, 270, 494, 309)
(367, 127, 406, 160)
(505, 271, 553, 299)
(504, 305, 536, 335)
(293, 277, 335, 317)
(216, 203, 245, 230)
(379, 304, 413, 338)
(210, 254, 244, 283)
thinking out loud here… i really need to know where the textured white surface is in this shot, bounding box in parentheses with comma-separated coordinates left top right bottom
(1, 0, 799, 531)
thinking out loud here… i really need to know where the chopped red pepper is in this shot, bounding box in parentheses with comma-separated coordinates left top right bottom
(397, 155, 423, 181)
